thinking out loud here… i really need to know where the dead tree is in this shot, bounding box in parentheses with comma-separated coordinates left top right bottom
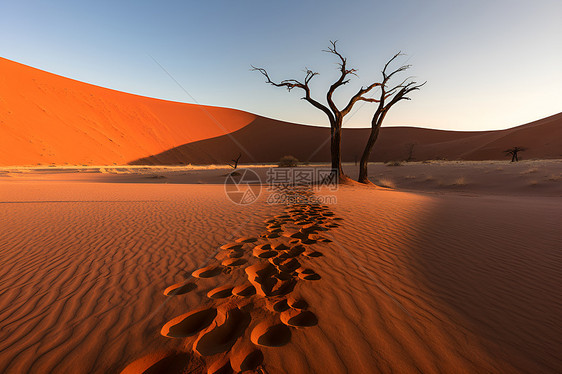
(228, 153, 242, 169)
(505, 147, 525, 162)
(405, 143, 416, 162)
(252, 41, 381, 183)
(358, 53, 424, 184)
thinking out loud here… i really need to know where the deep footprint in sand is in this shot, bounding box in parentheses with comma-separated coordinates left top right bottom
(232, 283, 256, 297)
(121, 351, 196, 374)
(207, 285, 234, 299)
(230, 344, 264, 372)
(235, 236, 258, 243)
(163, 282, 197, 296)
(221, 257, 247, 267)
(280, 309, 318, 327)
(161, 307, 218, 338)
(265, 298, 290, 312)
(250, 321, 291, 347)
(192, 265, 223, 278)
(303, 249, 323, 258)
(253, 245, 277, 259)
(227, 250, 244, 258)
(220, 243, 244, 250)
(287, 296, 308, 310)
(193, 306, 251, 356)
(206, 357, 233, 374)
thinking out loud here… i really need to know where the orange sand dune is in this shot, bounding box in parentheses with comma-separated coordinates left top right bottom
(0, 58, 254, 166)
(135, 112, 562, 165)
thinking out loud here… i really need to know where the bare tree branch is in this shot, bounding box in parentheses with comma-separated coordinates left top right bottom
(251, 65, 335, 125)
(323, 40, 359, 116)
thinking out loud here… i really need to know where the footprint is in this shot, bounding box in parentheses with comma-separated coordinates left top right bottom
(301, 223, 327, 232)
(280, 309, 318, 327)
(303, 250, 323, 258)
(287, 296, 308, 310)
(272, 243, 290, 251)
(245, 263, 279, 296)
(192, 266, 223, 278)
(193, 306, 251, 356)
(232, 283, 256, 297)
(163, 282, 197, 296)
(271, 278, 297, 296)
(265, 298, 290, 312)
(120, 351, 195, 374)
(227, 251, 244, 259)
(278, 246, 305, 259)
(161, 307, 217, 338)
(207, 357, 233, 374)
(220, 243, 244, 250)
(250, 321, 291, 347)
(298, 272, 321, 281)
(221, 258, 247, 267)
(230, 344, 263, 372)
(275, 258, 301, 273)
(253, 247, 277, 259)
(254, 243, 271, 250)
(235, 237, 258, 243)
(300, 238, 318, 245)
(207, 285, 234, 299)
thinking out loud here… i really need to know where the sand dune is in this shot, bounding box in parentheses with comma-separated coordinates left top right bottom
(1, 168, 561, 373)
(1, 58, 560, 167)
(134, 112, 562, 165)
(0, 58, 254, 166)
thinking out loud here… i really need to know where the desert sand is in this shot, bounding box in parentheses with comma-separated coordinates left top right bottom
(1, 163, 560, 373)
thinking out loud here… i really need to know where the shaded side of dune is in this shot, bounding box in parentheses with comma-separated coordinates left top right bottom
(131, 112, 562, 165)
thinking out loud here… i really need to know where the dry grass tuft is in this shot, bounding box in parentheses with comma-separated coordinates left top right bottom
(385, 161, 403, 167)
(452, 176, 467, 186)
(376, 177, 396, 189)
(521, 168, 539, 175)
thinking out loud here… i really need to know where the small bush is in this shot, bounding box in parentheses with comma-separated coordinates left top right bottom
(278, 155, 299, 167)
(385, 161, 402, 167)
(451, 176, 467, 186)
(376, 177, 396, 189)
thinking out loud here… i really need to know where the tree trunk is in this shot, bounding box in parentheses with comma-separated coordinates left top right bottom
(359, 111, 387, 184)
(358, 126, 381, 183)
(330, 123, 348, 183)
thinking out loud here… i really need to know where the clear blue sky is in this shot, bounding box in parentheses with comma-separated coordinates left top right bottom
(1, 0, 561, 130)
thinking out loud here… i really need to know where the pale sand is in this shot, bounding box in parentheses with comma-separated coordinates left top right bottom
(0, 165, 560, 373)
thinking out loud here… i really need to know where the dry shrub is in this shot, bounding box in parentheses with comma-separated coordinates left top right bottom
(278, 155, 299, 167)
(376, 177, 396, 188)
(385, 161, 402, 167)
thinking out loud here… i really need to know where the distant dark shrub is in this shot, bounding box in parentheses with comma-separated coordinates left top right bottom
(385, 161, 402, 167)
(278, 155, 299, 167)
